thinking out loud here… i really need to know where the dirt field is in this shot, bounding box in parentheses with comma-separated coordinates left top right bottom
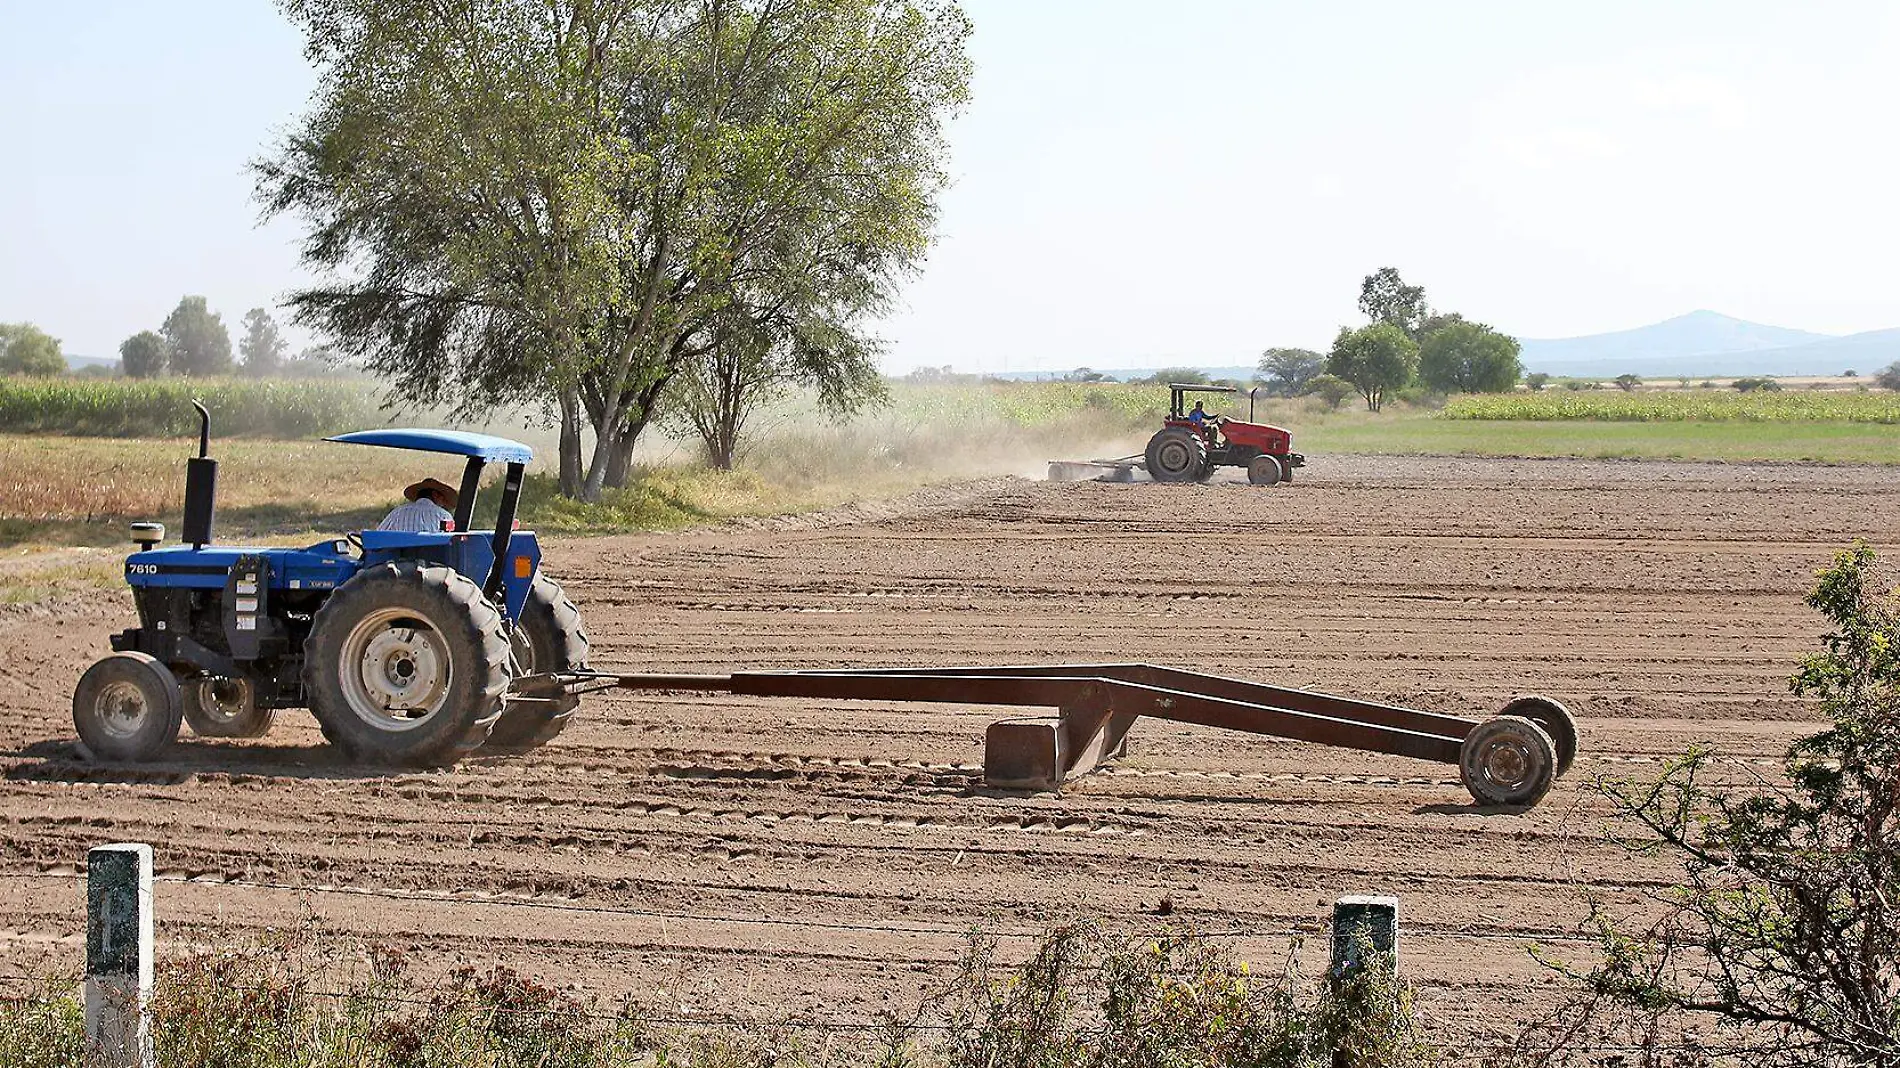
(2, 454, 1889, 1044)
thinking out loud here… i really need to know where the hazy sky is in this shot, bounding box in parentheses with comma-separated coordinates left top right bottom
(3, 1, 1895, 373)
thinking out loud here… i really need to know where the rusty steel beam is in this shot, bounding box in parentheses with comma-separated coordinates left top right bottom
(586, 664, 1467, 769)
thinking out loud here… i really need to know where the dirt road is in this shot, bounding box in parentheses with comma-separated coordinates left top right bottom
(3, 455, 1890, 1042)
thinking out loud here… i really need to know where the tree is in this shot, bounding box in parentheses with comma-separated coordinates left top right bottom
(667, 285, 887, 470)
(1138, 366, 1210, 386)
(1613, 373, 1641, 392)
(1326, 323, 1417, 412)
(1876, 363, 1900, 391)
(1063, 367, 1108, 383)
(161, 296, 233, 376)
(119, 331, 168, 378)
(1304, 373, 1355, 410)
(238, 308, 287, 377)
(1256, 347, 1325, 397)
(1735, 376, 1783, 393)
(1416, 321, 1521, 394)
(1530, 543, 1900, 1067)
(1525, 372, 1551, 392)
(1358, 268, 1429, 338)
(0, 322, 65, 375)
(260, 0, 973, 501)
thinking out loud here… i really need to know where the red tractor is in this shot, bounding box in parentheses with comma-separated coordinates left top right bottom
(1144, 383, 1304, 485)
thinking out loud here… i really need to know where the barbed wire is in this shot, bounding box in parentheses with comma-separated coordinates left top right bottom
(0, 867, 1600, 946)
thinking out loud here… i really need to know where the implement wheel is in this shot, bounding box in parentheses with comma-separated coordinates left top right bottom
(485, 576, 591, 753)
(304, 562, 510, 767)
(1145, 428, 1207, 483)
(1459, 715, 1556, 808)
(73, 652, 183, 762)
(183, 675, 274, 739)
(1500, 695, 1577, 776)
(1247, 454, 1283, 486)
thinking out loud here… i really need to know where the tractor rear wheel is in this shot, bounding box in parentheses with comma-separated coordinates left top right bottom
(304, 561, 510, 767)
(1247, 454, 1283, 486)
(73, 652, 183, 762)
(1459, 715, 1557, 808)
(183, 675, 274, 739)
(1144, 428, 1207, 483)
(1499, 695, 1577, 776)
(484, 576, 591, 753)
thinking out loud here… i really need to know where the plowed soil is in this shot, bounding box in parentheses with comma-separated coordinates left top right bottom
(4, 455, 1891, 1042)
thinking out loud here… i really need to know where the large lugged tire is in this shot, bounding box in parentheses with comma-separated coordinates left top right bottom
(73, 652, 183, 762)
(1459, 715, 1557, 808)
(182, 675, 275, 739)
(484, 576, 591, 753)
(1247, 454, 1283, 486)
(1499, 695, 1577, 776)
(304, 562, 510, 767)
(1145, 428, 1208, 483)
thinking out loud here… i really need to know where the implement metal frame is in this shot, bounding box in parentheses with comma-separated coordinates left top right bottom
(534, 663, 1478, 792)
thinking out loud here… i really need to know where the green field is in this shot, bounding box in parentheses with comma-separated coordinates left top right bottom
(1304, 412, 1900, 464)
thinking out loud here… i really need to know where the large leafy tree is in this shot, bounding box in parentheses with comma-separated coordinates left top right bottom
(1358, 268, 1429, 339)
(1416, 320, 1521, 394)
(1326, 323, 1416, 412)
(161, 296, 233, 376)
(238, 308, 288, 377)
(119, 330, 168, 378)
(260, 0, 971, 500)
(0, 322, 65, 375)
(1255, 347, 1324, 397)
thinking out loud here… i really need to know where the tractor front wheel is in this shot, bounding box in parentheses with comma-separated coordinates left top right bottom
(1247, 454, 1283, 486)
(484, 576, 591, 753)
(304, 562, 510, 767)
(183, 675, 274, 739)
(73, 652, 183, 762)
(1144, 428, 1207, 483)
(1459, 715, 1557, 808)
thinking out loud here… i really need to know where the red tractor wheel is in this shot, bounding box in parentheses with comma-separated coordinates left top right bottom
(1144, 428, 1207, 483)
(1247, 454, 1283, 486)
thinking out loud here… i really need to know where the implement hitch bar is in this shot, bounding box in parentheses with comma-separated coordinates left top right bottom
(522, 663, 1578, 807)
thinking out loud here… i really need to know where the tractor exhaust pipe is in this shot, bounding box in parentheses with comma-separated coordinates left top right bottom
(181, 401, 218, 549)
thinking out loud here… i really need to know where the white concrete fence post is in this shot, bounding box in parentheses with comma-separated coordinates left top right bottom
(1329, 894, 1400, 980)
(85, 843, 154, 1068)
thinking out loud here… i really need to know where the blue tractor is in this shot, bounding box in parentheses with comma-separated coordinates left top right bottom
(73, 405, 589, 766)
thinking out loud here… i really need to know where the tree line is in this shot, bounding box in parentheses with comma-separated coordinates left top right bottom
(1, 300, 334, 379)
(258, 0, 972, 499)
(120, 298, 333, 379)
(1256, 268, 1523, 411)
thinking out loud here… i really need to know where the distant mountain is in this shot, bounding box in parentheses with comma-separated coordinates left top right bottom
(1518, 311, 1900, 377)
(65, 353, 116, 371)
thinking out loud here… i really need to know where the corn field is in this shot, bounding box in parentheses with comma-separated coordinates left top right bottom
(1440, 390, 1900, 423)
(0, 378, 385, 438)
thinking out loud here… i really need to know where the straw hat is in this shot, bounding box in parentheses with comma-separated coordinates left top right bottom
(403, 477, 459, 507)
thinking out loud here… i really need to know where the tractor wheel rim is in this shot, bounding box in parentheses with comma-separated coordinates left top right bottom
(1480, 739, 1531, 789)
(508, 625, 536, 676)
(96, 681, 149, 739)
(339, 609, 451, 732)
(1158, 441, 1191, 472)
(192, 677, 250, 723)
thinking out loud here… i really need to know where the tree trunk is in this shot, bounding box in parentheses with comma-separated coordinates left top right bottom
(558, 389, 583, 498)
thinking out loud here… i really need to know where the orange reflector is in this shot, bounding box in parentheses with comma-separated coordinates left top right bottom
(513, 555, 532, 578)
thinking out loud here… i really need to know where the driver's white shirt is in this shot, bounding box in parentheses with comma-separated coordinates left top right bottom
(378, 497, 453, 533)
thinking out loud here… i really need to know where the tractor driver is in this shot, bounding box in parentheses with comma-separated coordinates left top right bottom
(379, 477, 459, 533)
(1187, 400, 1217, 435)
